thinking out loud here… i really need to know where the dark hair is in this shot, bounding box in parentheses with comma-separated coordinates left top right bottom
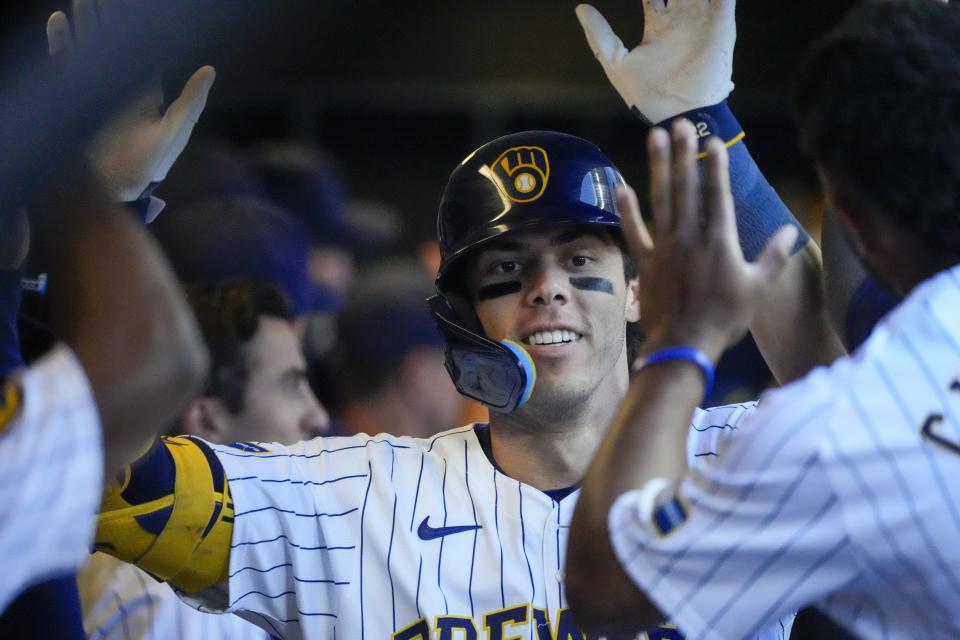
(792, 0, 960, 254)
(185, 278, 293, 414)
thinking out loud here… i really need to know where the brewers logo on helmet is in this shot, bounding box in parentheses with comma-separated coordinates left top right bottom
(488, 145, 550, 203)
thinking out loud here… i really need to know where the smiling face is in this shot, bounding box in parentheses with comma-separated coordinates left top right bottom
(465, 224, 640, 416)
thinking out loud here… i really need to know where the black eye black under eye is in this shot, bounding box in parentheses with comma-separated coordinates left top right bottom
(477, 281, 522, 300)
(569, 277, 614, 294)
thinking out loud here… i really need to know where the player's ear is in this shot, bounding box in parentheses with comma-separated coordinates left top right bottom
(625, 276, 641, 323)
(180, 397, 232, 444)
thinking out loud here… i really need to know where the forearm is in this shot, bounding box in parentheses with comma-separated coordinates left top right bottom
(659, 103, 843, 382)
(568, 357, 705, 633)
(752, 241, 845, 383)
(0, 207, 29, 377)
(0, 270, 24, 378)
(723, 125, 843, 381)
(29, 173, 207, 472)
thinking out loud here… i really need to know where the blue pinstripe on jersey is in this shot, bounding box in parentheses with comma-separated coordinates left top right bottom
(707, 494, 839, 631)
(425, 425, 475, 452)
(388, 448, 398, 630)
(216, 438, 411, 458)
(494, 467, 505, 608)
(91, 592, 154, 640)
(414, 554, 423, 618)
(438, 457, 450, 614)
(900, 329, 960, 441)
(518, 483, 536, 604)
(134, 567, 155, 640)
(922, 298, 960, 357)
(555, 500, 562, 605)
(465, 441, 479, 618)
(230, 589, 296, 607)
(743, 535, 850, 640)
(231, 534, 354, 551)
(293, 576, 349, 585)
(233, 505, 358, 518)
(359, 460, 373, 640)
(874, 358, 960, 534)
(409, 452, 425, 532)
(672, 450, 823, 611)
(230, 473, 368, 487)
(636, 401, 832, 589)
(229, 562, 292, 578)
(823, 425, 939, 635)
(848, 379, 960, 613)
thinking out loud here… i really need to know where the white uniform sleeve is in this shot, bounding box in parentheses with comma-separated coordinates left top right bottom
(0, 345, 103, 612)
(609, 387, 858, 640)
(195, 434, 400, 639)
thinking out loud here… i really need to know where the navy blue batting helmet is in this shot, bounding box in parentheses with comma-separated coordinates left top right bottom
(428, 131, 625, 412)
(436, 130, 624, 293)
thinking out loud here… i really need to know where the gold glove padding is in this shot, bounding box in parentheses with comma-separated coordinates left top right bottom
(94, 436, 233, 593)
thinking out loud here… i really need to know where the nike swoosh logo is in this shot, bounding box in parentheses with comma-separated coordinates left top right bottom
(417, 516, 482, 541)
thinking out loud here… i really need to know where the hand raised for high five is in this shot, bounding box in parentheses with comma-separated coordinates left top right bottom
(576, 1, 735, 124)
(617, 121, 797, 364)
(47, 0, 215, 202)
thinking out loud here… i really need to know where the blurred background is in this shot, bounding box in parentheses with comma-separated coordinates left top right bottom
(0, 0, 859, 423)
(0, 0, 854, 252)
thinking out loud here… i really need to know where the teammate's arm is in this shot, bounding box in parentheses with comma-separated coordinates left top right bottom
(567, 125, 796, 635)
(30, 170, 208, 475)
(576, 1, 844, 385)
(0, 207, 28, 377)
(40, 0, 214, 474)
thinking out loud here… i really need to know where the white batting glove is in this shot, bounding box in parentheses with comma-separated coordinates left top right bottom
(47, 1, 215, 203)
(575, 1, 735, 125)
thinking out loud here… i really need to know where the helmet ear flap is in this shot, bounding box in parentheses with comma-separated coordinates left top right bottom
(427, 293, 536, 413)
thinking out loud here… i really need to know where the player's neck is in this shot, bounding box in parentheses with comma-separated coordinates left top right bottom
(486, 367, 628, 491)
(485, 421, 605, 491)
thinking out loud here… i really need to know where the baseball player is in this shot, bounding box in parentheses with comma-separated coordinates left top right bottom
(93, 133, 798, 640)
(566, 1, 960, 639)
(88, 3, 841, 639)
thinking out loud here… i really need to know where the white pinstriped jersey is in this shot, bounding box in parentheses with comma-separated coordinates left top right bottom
(609, 264, 960, 640)
(0, 345, 102, 612)
(188, 405, 791, 640)
(80, 554, 273, 640)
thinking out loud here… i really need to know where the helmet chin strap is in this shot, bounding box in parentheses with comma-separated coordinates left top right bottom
(427, 293, 536, 413)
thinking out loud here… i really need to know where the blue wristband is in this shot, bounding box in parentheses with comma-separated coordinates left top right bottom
(634, 347, 715, 398)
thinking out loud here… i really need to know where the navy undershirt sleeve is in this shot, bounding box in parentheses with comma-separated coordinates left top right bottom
(0, 269, 24, 379)
(656, 101, 810, 261)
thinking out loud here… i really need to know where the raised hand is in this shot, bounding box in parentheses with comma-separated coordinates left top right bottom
(576, 0, 735, 124)
(46, 0, 215, 202)
(617, 121, 797, 363)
